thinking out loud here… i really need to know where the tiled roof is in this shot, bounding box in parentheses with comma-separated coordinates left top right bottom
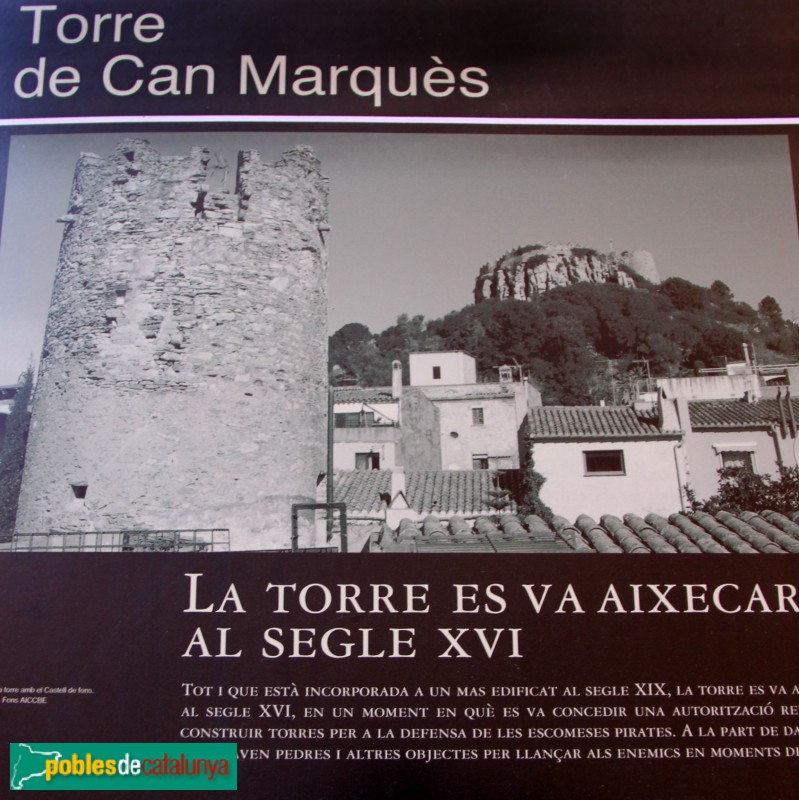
(376, 514, 574, 553)
(405, 470, 520, 514)
(527, 405, 674, 440)
(333, 386, 395, 404)
(420, 383, 518, 402)
(334, 383, 518, 404)
(334, 470, 392, 514)
(371, 509, 799, 554)
(334, 469, 520, 515)
(689, 397, 799, 429)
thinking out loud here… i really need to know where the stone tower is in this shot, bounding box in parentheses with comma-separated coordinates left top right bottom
(15, 140, 329, 550)
(619, 249, 660, 285)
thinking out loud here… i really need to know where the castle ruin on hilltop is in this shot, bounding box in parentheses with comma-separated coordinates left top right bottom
(15, 140, 329, 550)
(474, 243, 660, 303)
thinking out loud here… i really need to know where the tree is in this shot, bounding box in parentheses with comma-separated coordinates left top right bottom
(758, 295, 783, 324)
(329, 323, 390, 385)
(428, 308, 487, 359)
(689, 324, 745, 367)
(0, 366, 34, 533)
(328, 271, 799, 397)
(710, 280, 733, 300)
(330, 322, 372, 350)
(535, 316, 598, 404)
(516, 434, 553, 523)
(376, 314, 440, 358)
(689, 466, 799, 516)
(657, 277, 706, 311)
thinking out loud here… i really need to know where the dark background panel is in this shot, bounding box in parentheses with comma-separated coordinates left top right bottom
(2, 554, 799, 798)
(0, 1, 798, 120)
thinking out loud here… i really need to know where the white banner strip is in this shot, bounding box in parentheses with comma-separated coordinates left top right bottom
(1, 115, 799, 128)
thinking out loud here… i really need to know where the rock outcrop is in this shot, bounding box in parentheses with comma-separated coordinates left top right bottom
(474, 243, 659, 302)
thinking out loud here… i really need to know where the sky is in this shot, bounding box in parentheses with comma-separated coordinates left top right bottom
(1, 131, 798, 385)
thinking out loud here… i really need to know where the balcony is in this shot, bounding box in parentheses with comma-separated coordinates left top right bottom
(334, 426, 399, 443)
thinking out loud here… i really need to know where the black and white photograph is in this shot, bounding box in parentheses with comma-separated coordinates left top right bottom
(3, 2, 799, 797)
(2, 132, 799, 554)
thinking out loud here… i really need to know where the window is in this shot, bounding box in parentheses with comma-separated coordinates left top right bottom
(472, 407, 484, 425)
(712, 442, 757, 472)
(721, 450, 754, 471)
(70, 483, 88, 501)
(584, 450, 625, 476)
(472, 455, 489, 470)
(432, 366, 441, 380)
(355, 452, 380, 470)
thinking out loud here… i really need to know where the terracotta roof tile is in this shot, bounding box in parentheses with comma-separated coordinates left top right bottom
(372, 509, 799, 554)
(405, 470, 520, 514)
(688, 397, 799, 429)
(334, 469, 520, 516)
(420, 384, 517, 402)
(333, 386, 395, 404)
(527, 405, 674, 439)
(333, 470, 391, 514)
(377, 513, 573, 553)
(334, 383, 518, 404)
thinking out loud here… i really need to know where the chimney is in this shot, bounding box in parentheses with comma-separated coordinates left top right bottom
(675, 396, 693, 434)
(742, 342, 752, 369)
(391, 360, 403, 399)
(390, 466, 406, 499)
(777, 388, 788, 438)
(745, 371, 762, 401)
(658, 388, 681, 432)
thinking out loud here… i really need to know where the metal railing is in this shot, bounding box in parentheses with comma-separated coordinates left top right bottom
(9, 529, 230, 552)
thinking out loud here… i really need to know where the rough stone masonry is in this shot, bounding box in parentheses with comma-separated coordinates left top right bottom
(15, 139, 329, 550)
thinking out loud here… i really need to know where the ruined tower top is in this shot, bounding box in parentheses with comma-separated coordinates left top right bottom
(474, 242, 660, 303)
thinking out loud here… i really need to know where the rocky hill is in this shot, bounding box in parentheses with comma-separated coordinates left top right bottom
(474, 243, 660, 302)
(332, 271, 799, 405)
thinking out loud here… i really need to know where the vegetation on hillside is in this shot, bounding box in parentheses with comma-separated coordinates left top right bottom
(0, 367, 33, 534)
(329, 278, 799, 404)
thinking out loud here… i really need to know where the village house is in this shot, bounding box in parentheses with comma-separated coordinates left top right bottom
(333, 361, 441, 472)
(526, 404, 684, 521)
(525, 367, 799, 523)
(329, 352, 799, 552)
(657, 367, 799, 503)
(346, 367, 799, 555)
(333, 351, 540, 471)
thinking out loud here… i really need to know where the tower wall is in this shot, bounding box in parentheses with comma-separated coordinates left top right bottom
(620, 249, 660, 284)
(15, 140, 328, 550)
